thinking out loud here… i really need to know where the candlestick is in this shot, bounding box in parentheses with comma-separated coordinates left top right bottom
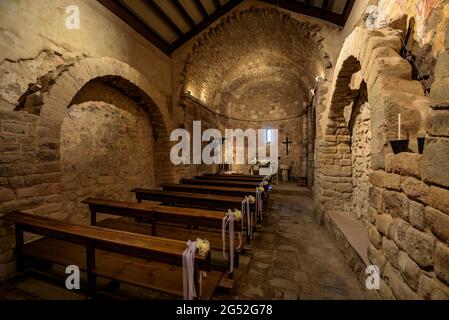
(398, 114, 401, 140)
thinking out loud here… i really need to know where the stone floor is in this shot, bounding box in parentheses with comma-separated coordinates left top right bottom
(1, 186, 369, 300)
(218, 190, 369, 300)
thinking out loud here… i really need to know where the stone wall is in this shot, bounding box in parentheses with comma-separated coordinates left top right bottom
(60, 81, 155, 219)
(368, 153, 449, 299)
(315, 9, 449, 298)
(171, 3, 339, 179)
(0, 55, 174, 278)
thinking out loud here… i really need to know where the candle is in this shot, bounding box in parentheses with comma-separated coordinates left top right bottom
(398, 114, 401, 140)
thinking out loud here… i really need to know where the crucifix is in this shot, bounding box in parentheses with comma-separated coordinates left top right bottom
(282, 137, 292, 155)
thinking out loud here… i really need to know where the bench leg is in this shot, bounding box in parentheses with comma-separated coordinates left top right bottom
(86, 243, 96, 298)
(15, 224, 25, 272)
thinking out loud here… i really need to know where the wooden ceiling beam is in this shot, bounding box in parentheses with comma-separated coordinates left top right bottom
(97, 0, 171, 54)
(213, 0, 222, 12)
(261, 0, 346, 26)
(172, 0, 196, 28)
(144, 0, 184, 37)
(341, 0, 356, 26)
(322, 0, 330, 13)
(194, 0, 209, 19)
(171, 0, 243, 51)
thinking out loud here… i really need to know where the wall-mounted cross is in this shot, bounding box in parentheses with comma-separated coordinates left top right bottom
(282, 137, 292, 155)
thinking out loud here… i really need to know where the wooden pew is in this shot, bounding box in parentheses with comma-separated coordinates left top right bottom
(131, 188, 253, 212)
(205, 173, 266, 179)
(130, 189, 254, 244)
(180, 178, 261, 189)
(3, 212, 222, 299)
(81, 198, 243, 272)
(161, 183, 258, 198)
(195, 175, 264, 182)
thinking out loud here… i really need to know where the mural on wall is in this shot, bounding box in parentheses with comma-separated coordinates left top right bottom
(378, 0, 448, 54)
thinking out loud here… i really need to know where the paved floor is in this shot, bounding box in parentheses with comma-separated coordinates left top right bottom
(220, 191, 368, 300)
(1, 186, 369, 300)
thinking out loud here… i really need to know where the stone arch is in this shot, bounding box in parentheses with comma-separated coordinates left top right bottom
(21, 57, 175, 198)
(180, 7, 333, 116)
(315, 26, 430, 222)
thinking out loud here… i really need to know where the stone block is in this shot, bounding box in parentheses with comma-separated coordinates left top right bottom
(434, 51, 449, 79)
(16, 184, 52, 198)
(427, 109, 449, 137)
(383, 263, 419, 300)
(425, 206, 449, 245)
(368, 223, 382, 248)
(385, 153, 421, 178)
(389, 219, 410, 251)
(434, 242, 449, 286)
(430, 77, 449, 108)
(368, 207, 378, 224)
(404, 227, 436, 268)
(409, 201, 425, 231)
(422, 138, 449, 188)
(0, 188, 15, 202)
(384, 191, 409, 219)
(397, 251, 420, 290)
(401, 177, 431, 205)
(375, 214, 393, 236)
(370, 170, 386, 188)
(369, 185, 384, 211)
(368, 243, 386, 273)
(429, 186, 449, 215)
(383, 237, 399, 269)
(1, 123, 25, 134)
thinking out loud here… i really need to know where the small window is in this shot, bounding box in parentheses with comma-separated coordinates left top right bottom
(265, 127, 273, 144)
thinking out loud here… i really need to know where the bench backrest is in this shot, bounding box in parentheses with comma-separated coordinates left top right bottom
(161, 183, 257, 196)
(131, 188, 244, 204)
(3, 212, 208, 267)
(180, 178, 260, 187)
(195, 175, 263, 182)
(82, 198, 241, 230)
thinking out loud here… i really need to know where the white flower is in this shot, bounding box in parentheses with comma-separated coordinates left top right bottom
(248, 195, 256, 204)
(264, 176, 270, 181)
(233, 209, 242, 221)
(263, 181, 269, 186)
(258, 187, 264, 193)
(196, 238, 210, 256)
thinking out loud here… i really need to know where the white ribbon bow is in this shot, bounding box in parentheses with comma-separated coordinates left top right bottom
(182, 240, 197, 300)
(222, 210, 235, 273)
(242, 196, 252, 239)
(256, 187, 263, 222)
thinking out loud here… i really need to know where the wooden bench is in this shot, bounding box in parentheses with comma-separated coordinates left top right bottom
(81, 198, 243, 272)
(3, 212, 222, 299)
(161, 183, 258, 198)
(131, 189, 254, 244)
(132, 188, 253, 212)
(195, 175, 264, 182)
(205, 173, 266, 179)
(180, 178, 261, 189)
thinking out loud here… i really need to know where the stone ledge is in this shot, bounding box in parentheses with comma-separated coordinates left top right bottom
(326, 211, 370, 266)
(324, 211, 375, 294)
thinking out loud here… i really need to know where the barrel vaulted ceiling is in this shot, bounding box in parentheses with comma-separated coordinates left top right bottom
(97, 0, 355, 55)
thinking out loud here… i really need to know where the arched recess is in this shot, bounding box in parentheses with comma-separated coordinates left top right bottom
(178, 7, 333, 178)
(15, 57, 175, 218)
(315, 26, 430, 223)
